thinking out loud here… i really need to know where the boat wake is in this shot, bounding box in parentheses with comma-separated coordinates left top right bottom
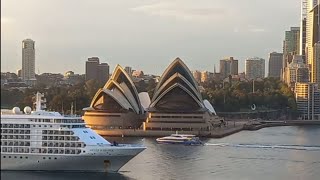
(204, 143, 320, 151)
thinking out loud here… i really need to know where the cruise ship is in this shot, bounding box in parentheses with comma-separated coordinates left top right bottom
(0, 92, 146, 172)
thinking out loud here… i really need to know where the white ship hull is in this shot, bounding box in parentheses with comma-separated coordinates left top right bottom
(1, 150, 142, 172)
(1, 93, 146, 172)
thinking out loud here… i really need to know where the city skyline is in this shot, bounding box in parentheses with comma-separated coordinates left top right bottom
(1, 0, 301, 75)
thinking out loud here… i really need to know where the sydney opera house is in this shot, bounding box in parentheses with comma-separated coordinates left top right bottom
(83, 65, 146, 129)
(83, 58, 218, 132)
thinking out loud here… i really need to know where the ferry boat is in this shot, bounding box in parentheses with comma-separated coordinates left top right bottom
(0, 92, 146, 172)
(156, 133, 202, 145)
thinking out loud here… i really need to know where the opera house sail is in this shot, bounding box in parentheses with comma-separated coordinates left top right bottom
(143, 57, 217, 131)
(83, 65, 145, 130)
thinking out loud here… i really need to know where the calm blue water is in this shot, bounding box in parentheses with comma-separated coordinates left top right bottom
(2, 126, 320, 180)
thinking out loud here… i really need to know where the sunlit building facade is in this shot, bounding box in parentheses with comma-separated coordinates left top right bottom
(284, 55, 310, 87)
(306, 3, 319, 85)
(192, 70, 201, 83)
(295, 82, 320, 120)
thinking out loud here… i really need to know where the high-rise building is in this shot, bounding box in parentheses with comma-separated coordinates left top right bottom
(219, 57, 238, 78)
(17, 69, 22, 78)
(85, 57, 99, 81)
(283, 55, 310, 87)
(85, 57, 109, 85)
(201, 71, 209, 83)
(268, 52, 283, 78)
(22, 39, 36, 85)
(306, 2, 319, 84)
(245, 57, 265, 80)
(295, 82, 320, 120)
(315, 42, 320, 85)
(192, 70, 201, 83)
(283, 27, 300, 68)
(98, 63, 110, 85)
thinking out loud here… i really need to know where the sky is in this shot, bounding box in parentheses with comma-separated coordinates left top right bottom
(1, 0, 301, 75)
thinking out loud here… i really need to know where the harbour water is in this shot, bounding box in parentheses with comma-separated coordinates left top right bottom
(2, 126, 320, 180)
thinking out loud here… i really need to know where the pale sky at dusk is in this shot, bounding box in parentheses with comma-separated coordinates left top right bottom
(1, 0, 301, 75)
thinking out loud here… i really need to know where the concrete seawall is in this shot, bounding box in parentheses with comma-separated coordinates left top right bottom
(244, 120, 320, 131)
(96, 120, 320, 138)
(96, 126, 244, 138)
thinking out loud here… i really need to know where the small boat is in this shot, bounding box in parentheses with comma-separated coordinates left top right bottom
(156, 132, 202, 145)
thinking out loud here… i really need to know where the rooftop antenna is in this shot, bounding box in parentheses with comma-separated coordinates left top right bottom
(61, 101, 64, 115)
(70, 102, 74, 115)
(34, 92, 46, 111)
(74, 100, 77, 115)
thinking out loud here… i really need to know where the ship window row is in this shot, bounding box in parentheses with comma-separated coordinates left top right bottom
(2, 147, 30, 153)
(42, 157, 58, 160)
(41, 142, 85, 148)
(54, 119, 84, 124)
(42, 136, 79, 141)
(32, 119, 52, 123)
(1, 124, 84, 129)
(1, 135, 31, 140)
(32, 125, 53, 128)
(31, 148, 82, 154)
(1, 141, 31, 146)
(2, 156, 60, 160)
(1, 124, 31, 128)
(1, 147, 82, 154)
(2, 156, 30, 159)
(30, 119, 84, 124)
(1, 129, 31, 134)
(42, 130, 74, 135)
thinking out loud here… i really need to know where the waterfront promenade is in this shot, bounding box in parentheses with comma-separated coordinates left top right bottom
(96, 120, 320, 138)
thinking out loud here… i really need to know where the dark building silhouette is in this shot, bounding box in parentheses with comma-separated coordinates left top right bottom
(85, 57, 109, 85)
(220, 57, 238, 78)
(268, 52, 283, 78)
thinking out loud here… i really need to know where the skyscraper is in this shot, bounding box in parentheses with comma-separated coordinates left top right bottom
(22, 39, 36, 85)
(192, 70, 201, 83)
(300, 0, 309, 62)
(283, 55, 310, 87)
(283, 27, 300, 68)
(219, 57, 238, 78)
(85, 57, 109, 86)
(201, 71, 209, 83)
(306, 2, 319, 84)
(315, 42, 320, 85)
(245, 57, 265, 80)
(98, 63, 110, 85)
(295, 82, 320, 120)
(268, 52, 283, 78)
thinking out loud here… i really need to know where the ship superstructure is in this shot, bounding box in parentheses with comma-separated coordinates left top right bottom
(0, 92, 145, 172)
